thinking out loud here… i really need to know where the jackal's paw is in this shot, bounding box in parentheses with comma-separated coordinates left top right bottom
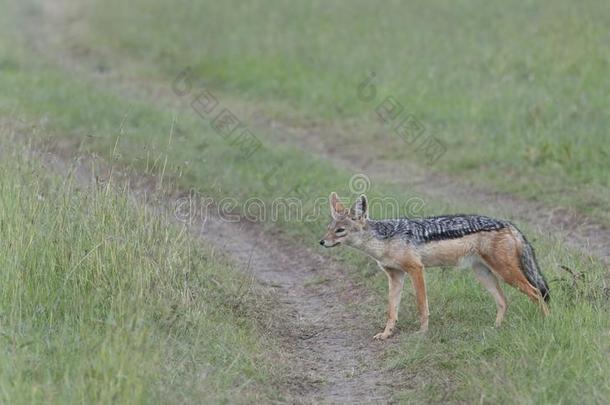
(373, 331, 393, 340)
(413, 328, 428, 337)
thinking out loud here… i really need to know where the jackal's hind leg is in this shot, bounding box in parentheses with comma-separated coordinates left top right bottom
(472, 262, 507, 327)
(482, 247, 550, 317)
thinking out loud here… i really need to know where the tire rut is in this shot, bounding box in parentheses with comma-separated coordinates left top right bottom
(193, 214, 397, 403)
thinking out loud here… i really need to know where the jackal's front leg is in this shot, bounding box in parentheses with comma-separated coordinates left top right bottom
(374, 268, 405, 340)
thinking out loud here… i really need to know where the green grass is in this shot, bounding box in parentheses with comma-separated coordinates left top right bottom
(1, 1, 609, 402)
(73, 0, 610, 223)
(385, 253, 609, 404)
(0, 135, 278, 403)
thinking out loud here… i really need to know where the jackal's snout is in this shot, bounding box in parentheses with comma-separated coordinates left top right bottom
(319, 238, 340, 248)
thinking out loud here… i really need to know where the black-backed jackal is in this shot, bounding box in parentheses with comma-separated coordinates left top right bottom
(319, 192, 550, 340)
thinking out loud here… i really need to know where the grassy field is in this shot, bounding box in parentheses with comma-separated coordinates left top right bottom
(77, 0, 610, 224)
(0, 133, 279, 403)
(1, 0, 609, 403)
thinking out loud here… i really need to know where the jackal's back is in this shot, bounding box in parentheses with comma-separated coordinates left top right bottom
(370, 214, 509, 244)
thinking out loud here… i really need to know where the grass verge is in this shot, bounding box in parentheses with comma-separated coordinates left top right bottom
(0, 133, 278, 403)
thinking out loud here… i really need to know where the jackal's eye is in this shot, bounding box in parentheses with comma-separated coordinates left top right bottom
(335, 228, 346, 234)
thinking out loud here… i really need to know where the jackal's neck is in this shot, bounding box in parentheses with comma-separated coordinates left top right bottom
(344, 220, 388, 261)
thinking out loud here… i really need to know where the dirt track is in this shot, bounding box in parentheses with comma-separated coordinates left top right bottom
(34, 146, 406, 403)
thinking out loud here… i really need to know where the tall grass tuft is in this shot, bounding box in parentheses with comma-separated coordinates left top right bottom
(0, 137, 276, 403)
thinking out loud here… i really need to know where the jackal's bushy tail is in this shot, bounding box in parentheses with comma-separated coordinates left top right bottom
(515, 229, 550, 302)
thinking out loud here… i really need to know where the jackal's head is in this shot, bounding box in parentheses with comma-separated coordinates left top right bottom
(319, 192, 368, 248)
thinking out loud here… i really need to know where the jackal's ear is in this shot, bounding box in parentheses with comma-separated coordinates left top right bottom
(351, 194, 368, 221)
(329, 192, 345, 219)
